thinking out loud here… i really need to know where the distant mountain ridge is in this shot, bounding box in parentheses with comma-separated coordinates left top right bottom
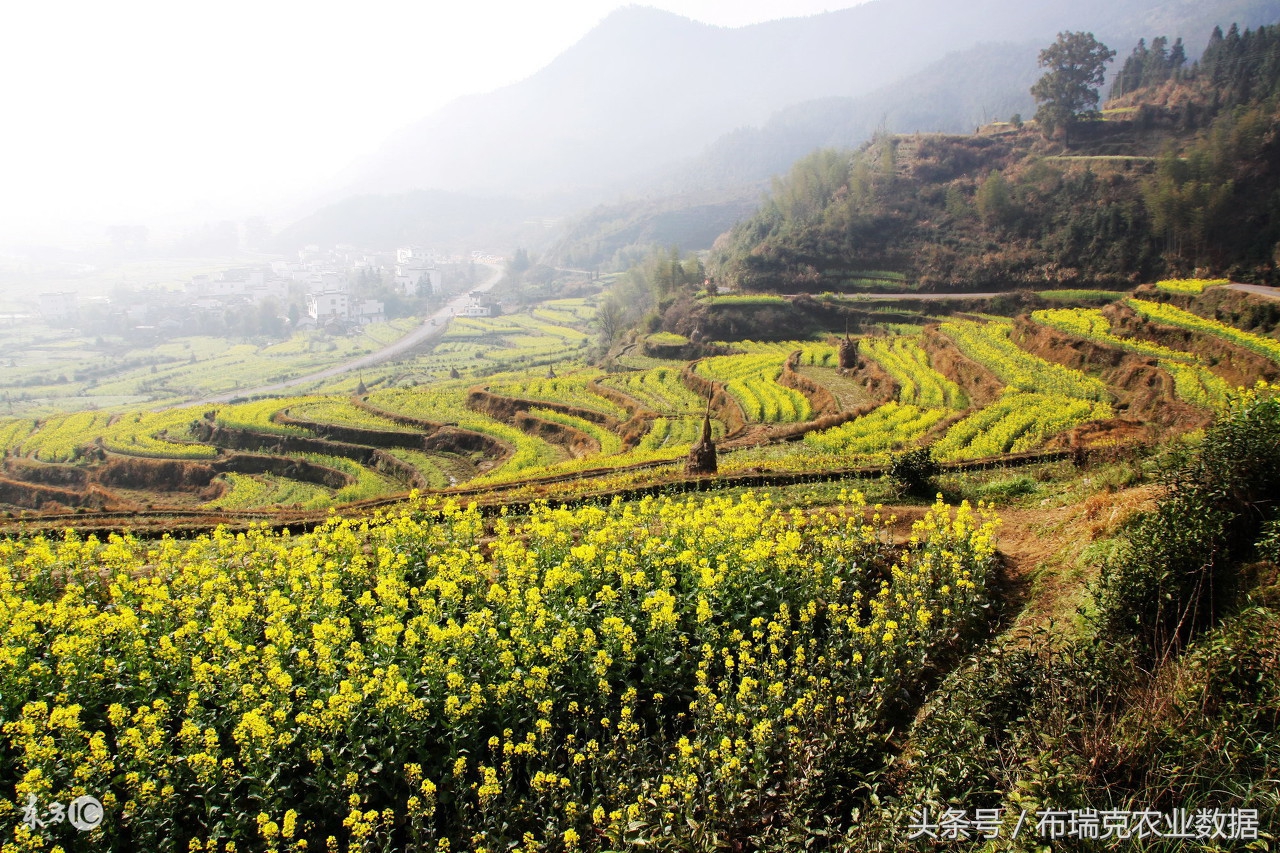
(283, 0, 1280, 253)
(336, 0, 1280, 198)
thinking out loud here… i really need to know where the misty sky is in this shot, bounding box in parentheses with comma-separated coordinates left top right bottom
(0, 0, 863, 245)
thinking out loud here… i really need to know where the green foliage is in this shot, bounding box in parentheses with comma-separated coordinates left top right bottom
(889, 446, 940, 497)
(597, 247, 703, 345)
(1200, 22, 1280, 107)
(975, 169, 1014, 227)
(1095, 386, 1280, 658)
(1110, 35, 1187, 99)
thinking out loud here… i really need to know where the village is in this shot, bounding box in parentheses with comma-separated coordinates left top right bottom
(32, 245, 501, 342)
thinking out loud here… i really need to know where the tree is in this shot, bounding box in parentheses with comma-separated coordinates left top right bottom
(976, 169, 1013, 226)
(508, 248, 530, 275)
(1031, 31, 1116, 138)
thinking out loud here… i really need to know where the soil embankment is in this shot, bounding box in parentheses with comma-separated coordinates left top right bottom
(1103, 301, 1280, 387)
(1012, 316, 1212, 429)
(921, 326, 1002, 408)
(679, 362, 748, 438)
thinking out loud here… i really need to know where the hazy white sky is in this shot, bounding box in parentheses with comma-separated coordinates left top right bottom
(0, 1, 862, 244)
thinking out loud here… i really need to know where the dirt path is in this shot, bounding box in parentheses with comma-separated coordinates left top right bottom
(987, 486, 1160, 638)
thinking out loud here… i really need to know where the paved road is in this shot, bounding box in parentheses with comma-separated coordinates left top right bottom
(190, 262, 504, 405)
(1228, 283, 1280, 301)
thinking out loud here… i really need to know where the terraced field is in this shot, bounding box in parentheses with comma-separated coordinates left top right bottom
(694, 353, 813, 423)
(1, 285, 1277, 517)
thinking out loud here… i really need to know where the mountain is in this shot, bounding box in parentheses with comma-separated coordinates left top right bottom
(541, 40, 1045, 267)
(334, 0, 1280, 200)
(272, 190, 550, 253)
(278, 0, 1280, 255)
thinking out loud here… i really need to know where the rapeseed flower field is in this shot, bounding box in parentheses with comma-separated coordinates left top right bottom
(0, 491, 998, 852)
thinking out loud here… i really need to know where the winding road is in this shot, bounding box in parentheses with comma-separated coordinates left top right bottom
(190, 262, 504, 405)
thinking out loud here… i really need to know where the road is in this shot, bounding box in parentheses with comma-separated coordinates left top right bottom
(1227, 283, 1280, 302)
(190, 262, 504, 405)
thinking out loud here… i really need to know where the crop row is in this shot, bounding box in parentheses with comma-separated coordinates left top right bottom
(695, 354, 813, 423)
(602, 367, 706, 415)
(715, 340, 837, 367)
(449, 314, 590, 344)
(382, 449, 457, 490)
(0, 419, 37, 456)
(527, 408, 623, 456)
(940, 320, 1110, 401)
(932, 390, 1113, 461)
(1038, 290, 1127, 302)
(1032, 308, 1195, 363)
(1128, 299, 1280, 365)
(214, 398, 325, 436)
(98, 408, 218, 459)
(284, 400, 420, 434)
(90, 332, 389, 401)
(861, 337, 965, 409)
(293, 453, 400, 503)
(804, 402, 947, 457)
(637, 416, 724, 452)
(1165, 362, 1234, 410)
(1031, 307, 1240, 410)
(531, 298, 597, 325)
(368, 386, 565, 478)
(645, 332, 690, 347)
(488, 374, 628, 419)
(204, 471, 331, 510)
(15, 411, 114, 462)
(0, 492, 997, 850)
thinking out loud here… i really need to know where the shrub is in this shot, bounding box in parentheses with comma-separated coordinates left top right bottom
(889, 446, 940, 497)
(1094, 385, 1280, 658)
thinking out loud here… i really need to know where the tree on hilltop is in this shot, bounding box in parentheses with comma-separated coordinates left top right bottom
(1031, 31, 1116, 138)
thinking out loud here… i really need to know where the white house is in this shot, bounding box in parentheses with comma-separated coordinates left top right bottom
(395, 263, 441, 296)
(306, 289, 350, 322)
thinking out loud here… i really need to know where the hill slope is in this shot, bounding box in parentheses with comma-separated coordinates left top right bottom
(709, 20, 1280, 292)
